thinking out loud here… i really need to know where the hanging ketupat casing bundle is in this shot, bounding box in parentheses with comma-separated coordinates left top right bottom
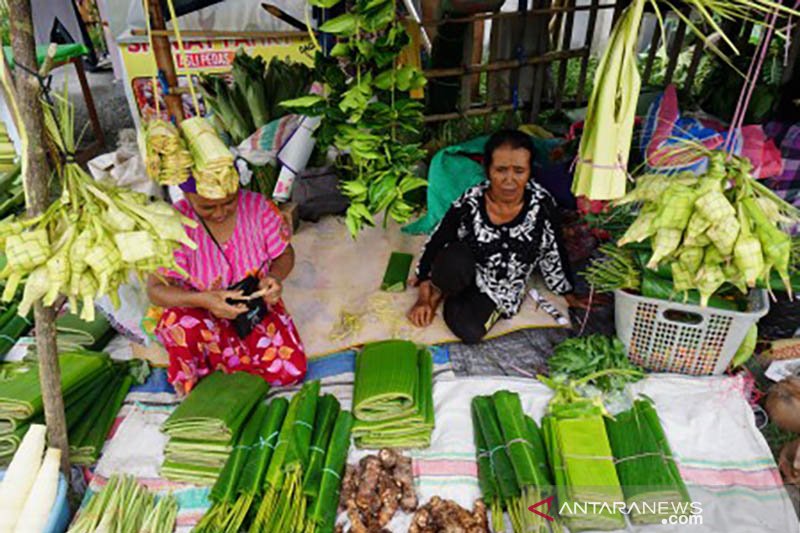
(351, 340, 434, 448)
(143, 119, 193, 186)
(572, 0, 645, 200)
(0, 83, 198, 322)
(180, 116, 239, 199)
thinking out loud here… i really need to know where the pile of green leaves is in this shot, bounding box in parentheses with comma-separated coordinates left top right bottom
(200, 51, 313, 145)
(283, 0, 428, 237)
(548, 334, 643, 393)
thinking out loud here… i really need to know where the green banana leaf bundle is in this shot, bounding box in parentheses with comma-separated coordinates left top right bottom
(251, 380, 321, 533)
(1, 355, 116, 461)
(160, 460, 222, 485)
(543, 413, 626, 531)
(472, 392, 554, 533)
(0, 350, 108, 433)
(69, 369, 133, 465)
(0, 305, 31, 359)
(161, 371, 268, 485)
(162, 371, 269, 442)
(199, 52, 313, 146)
(193, 400, 271, 533)
(605, 398, 691, 524)
(304, 410, 354, 533)
(351, 340, 434, 448)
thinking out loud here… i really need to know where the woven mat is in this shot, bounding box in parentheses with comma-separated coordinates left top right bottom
(284, 216, 570, 358)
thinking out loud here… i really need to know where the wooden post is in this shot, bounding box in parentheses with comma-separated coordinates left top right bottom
(147, 0, 184, 122)
(7, 0, 70, 474)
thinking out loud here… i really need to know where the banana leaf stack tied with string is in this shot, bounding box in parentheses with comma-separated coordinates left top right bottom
(605, 398, 690, 524)
(471, 392, 554, 533)
(250, 379, 320, 533)
(193, 380, 354, 533)
(193, 400, 271, 532)
(540, 374, 626, 531)
(351, 340, 434, 448)
(160, 371, 269, 484)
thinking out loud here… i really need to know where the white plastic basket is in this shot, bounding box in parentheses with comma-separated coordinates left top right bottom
(614, 289, 769, 375)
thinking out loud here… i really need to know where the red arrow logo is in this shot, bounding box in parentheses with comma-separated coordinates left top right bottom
(528, 495, 555, 521)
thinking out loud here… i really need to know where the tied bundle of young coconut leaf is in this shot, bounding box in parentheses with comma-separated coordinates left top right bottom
(161, 371, 269, 484)
(250, 380, 321, 533)
(67, 475, 177, 533)
(220, 397, 289, 533)
(584, 244, 641, 293)
(617, 150, 800, 305)
(304, 409, 354, 533)
(471, 392, 556, 533)
(0, 83, 198, 323)
(351, 340, 434, 448)
(605, 398, 691, 525)
(573, 0, 800, 201)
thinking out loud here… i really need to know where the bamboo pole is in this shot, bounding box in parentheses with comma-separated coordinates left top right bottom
(146, 0, 184, 122)
(408, 2, 616, 26)
(424, 47, 586, 78)
(7, 0, 70, 474)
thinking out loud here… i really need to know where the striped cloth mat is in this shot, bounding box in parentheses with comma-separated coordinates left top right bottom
(81, 351, 796, 532)
(81, 346, 453, 532)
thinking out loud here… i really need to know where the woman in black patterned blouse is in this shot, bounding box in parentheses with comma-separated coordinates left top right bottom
(407, 129, 579, 343)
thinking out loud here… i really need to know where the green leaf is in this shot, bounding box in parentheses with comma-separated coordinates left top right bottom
(330, 42, 351, 58)
(373, 69, 395, 91)
(319, 13, 358, 35)
(279, 95, 325, 108)
(309, 0, 343, 7)
(398, 177, 427, 194)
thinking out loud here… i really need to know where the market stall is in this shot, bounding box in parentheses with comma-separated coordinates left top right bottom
(2, 0, 800, 531)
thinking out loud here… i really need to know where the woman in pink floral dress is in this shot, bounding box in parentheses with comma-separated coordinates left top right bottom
(147, 178, 306, 395)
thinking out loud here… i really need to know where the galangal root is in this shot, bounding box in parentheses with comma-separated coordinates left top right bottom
(337, 448, 419, 532)
(409, 497, 489, 533)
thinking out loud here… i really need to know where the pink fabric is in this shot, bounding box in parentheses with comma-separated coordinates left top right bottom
(165, 190, 290, 290)
(740, 125, 784, 179)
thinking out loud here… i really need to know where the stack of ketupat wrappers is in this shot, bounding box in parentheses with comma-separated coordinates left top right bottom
(180, 117, 239, 199)
(352, 340, 434, 448)
(160, 371, 268, 484)
(0, 121, 16, 173)
(143, 119, 193, 186)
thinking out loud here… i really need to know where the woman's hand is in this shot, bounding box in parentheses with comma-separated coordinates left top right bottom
(407, 280, 439, 328)
(259, 274, 283, 305)
(200, 290, 248, 320)
(408, 299, 435, 328)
